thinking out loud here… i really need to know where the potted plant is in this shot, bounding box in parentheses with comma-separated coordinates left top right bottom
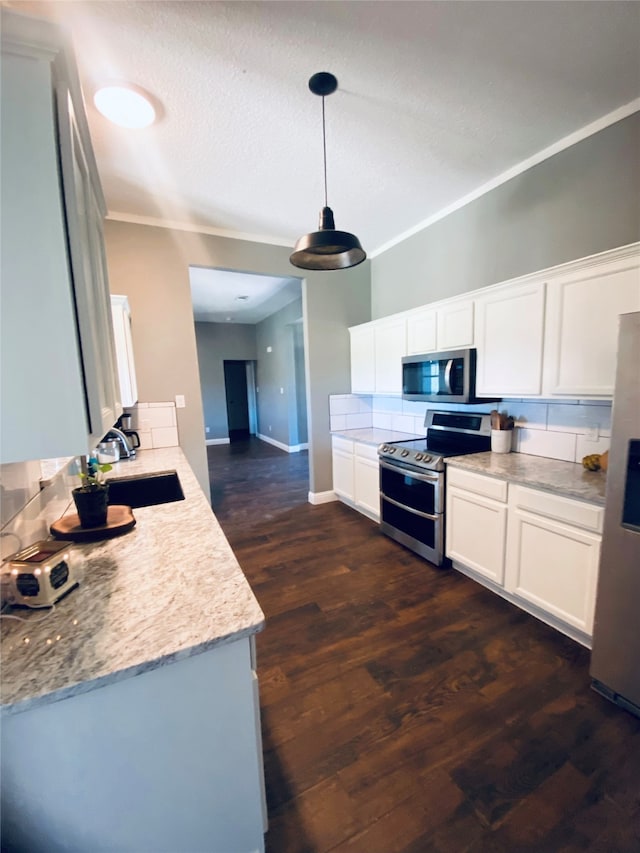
(72, 457, 113, 528)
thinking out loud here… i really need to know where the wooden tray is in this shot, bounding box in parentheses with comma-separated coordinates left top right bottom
(50, 505, 136, 542)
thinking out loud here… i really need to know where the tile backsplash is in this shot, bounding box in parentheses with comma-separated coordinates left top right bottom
(329, 394, 611, 464)
(124, 402, 179, 449)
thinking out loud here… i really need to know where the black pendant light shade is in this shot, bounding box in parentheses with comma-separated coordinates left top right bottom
(290, 73, 366, 271)
(290, 206, 366, 270)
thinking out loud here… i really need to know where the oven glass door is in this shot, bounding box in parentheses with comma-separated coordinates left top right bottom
(379, 460, 443, 514)
(379, 460, 444, 564)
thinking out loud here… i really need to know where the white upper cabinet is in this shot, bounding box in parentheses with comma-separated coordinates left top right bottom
(475, 280, 546, 397)
(111, 296, 139, 408)
(349, 324, 376, 394)
(0, 12, 120, 463)
(374, 317, 407, 393)
(349, 317, 406, 394)
(406, 299, 473, 355)
(406, 308, 437, 355)
(436, 300, 474, 350)
(543, 249, 640, 397)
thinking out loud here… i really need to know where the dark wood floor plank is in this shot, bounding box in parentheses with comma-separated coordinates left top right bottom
(207, 437, 640, 853)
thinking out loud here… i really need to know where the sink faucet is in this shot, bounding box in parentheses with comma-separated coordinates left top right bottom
(103, 427, 135, 459)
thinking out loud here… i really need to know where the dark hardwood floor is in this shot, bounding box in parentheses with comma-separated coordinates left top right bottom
(207, 438, 640, 853)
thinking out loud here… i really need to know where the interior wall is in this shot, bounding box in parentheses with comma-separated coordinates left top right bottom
(293, 322, 308, 444)
(103, 221, 371, 497)
(372, 112, 640, 317)
(194, 322, 257, 441)
(255, 298, 303, 448)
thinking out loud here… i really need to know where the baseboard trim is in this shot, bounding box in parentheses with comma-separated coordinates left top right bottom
(257, 434, 308, 454)
(308, 490, 338, 505)
(205, 438, 230, 446)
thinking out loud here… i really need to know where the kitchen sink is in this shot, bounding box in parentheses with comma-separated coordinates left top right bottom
(106, 470, 185, 508)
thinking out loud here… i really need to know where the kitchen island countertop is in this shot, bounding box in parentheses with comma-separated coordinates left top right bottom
(1, 447, 265, 716)
(447, 451, 608, 505)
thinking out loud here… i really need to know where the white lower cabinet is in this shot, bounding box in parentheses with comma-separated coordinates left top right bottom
(446, 470, 603, 644)
(354, 443, 381, 520)
(446, 468, 508, 585)
(331, 436, 355, 502)
(331, 437, 380, 521)
(504, 486, 602, 637)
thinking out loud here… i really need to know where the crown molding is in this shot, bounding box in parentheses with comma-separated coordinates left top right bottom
(370, 99, 640, 259)
(105, 211, 294, 248)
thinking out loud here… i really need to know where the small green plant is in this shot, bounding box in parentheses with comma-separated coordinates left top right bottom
(77, 459, 113, 491)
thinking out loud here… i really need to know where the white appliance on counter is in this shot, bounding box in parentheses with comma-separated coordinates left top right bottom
(590, 311, 640, 717)
(111, 295, 138, 407)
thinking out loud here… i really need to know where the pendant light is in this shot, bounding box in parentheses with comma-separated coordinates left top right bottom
(290, 72, 366, 271)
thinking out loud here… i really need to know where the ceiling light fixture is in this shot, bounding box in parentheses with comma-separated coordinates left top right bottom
(290, 72, 366, 272)
(94, 85, 156, 129)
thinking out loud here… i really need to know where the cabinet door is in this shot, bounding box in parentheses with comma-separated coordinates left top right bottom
(446, 486, 507, 585)
(0, 50, 88, 463)
(475, 281, 545, 396)
(375, 318, 406, 394)
(354, 448, 380, 520)
(111, 296, 138, 407)
(406, 308, 437, 355)
(544, 261, 640, 397)
(437, 300, 474, 350)
(332, 441, 354, 501)
(58, 87, 121, 446)
(350, 325, 376, 394)
(505, 509, 601, 635)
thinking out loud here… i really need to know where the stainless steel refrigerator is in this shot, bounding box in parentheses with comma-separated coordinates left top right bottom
(591, 311, 640, 717)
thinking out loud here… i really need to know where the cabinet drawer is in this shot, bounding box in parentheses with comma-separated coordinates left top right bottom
(332, 436, 354, 455)
(447, 467, 508, 502)
(511, 485, 603, 533)
(355, 442, 379, 461)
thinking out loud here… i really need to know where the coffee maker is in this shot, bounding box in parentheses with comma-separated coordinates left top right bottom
(115, 413, 141, 452)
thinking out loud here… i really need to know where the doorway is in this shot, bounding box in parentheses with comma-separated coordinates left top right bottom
(223, 360, 256, 442)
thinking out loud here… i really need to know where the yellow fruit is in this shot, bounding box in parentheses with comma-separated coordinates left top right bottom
(582, 454, 601, 471)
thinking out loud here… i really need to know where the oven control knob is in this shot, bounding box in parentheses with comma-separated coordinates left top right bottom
(415, 453, 423, 461)
(389, 447, 396, 453)
(381, 445, 388, 452)
(423, 455, 432, 463)
(401, 449, 410, 458)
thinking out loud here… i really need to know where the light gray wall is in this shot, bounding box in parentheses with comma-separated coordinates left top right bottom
(293, 322, 307, 445)
(194, 322, 257, 440)
(255, 298, 303, 448)
(372, 113, 640, 317)
(104, 220, 371, 497)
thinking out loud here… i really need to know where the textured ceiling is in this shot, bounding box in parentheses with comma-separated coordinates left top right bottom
(11, 0, 640, 319)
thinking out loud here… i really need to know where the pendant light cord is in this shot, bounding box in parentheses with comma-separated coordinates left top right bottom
(322, 95, 328, 208)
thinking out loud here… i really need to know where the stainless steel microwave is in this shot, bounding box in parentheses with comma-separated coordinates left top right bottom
(402, 348, 497, 404)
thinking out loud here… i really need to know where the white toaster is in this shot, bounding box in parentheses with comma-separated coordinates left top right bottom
(1, 540, 81, 608)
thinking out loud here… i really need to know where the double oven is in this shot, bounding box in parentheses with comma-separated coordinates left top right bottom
(378, 411, 492, 566)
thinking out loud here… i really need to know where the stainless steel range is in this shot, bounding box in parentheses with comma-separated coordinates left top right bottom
(378, 410, 492, 565)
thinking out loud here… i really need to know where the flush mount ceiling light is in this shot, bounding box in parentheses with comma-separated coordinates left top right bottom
(94, 85, 156, 129)
(290, 72, 366, 272)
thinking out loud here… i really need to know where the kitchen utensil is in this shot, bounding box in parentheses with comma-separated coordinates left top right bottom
(491, 429, 512, 453)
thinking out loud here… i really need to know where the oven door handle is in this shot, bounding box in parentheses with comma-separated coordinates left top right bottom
(381, 493, 440, 522)
(379, 459, 440, 482)
(444, 358, 454, 394)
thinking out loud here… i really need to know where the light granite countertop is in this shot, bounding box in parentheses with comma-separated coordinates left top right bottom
(331, 427, 422, 446)
(1, 447, 265, 716)
(446, 451, 608, 506)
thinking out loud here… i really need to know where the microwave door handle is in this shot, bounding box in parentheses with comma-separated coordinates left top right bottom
(444, 359, 454, 394)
